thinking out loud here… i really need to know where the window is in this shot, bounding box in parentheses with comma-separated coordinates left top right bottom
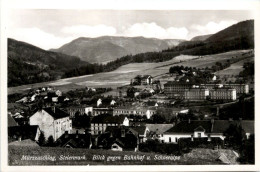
(169, 137, 171, 142)
(175, 138, 178, 142)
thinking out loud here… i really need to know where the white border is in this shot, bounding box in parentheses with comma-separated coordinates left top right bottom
(1, 0, 260, 171)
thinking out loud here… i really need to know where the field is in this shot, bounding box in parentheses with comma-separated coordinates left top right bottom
(8, 145, 228, 165)
(8, 50, 252, 95)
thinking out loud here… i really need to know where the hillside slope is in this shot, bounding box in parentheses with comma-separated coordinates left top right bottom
(190, 34, 213, 41)
(8, 38, 88, 87)
(51, 36, 184, 63)
(165, 20, 254, 55)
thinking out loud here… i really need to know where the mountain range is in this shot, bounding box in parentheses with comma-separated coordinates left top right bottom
(8, 19, 254, 87)
(50, 36, 184, 64)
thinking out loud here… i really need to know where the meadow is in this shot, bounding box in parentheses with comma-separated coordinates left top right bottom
(8, 50, 252, 95)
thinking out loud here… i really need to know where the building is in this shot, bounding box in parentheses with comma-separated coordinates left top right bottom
(97, 98, 102, 107)
(164, 82, 248, 98)
(54, 130, 92, 148)
(146, 124, 174, 143)
(113, 106, 157, 119)
(209, 88, 236, 101)
(164, 81, 194, 97)
(163, 120, 254, 143)
(93, 108, 113, 116)
(96, 126, 138, 151)
(8, 125, 41, 143)
(132, 75, 153, 85)
(29, 107, 72, 141)
(184, 88, 209, 100)
(66, 106, 93, 118)
(55, 90, 62, 97)
(91, 115, 129, 135)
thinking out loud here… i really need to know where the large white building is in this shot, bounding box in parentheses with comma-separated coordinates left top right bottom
(29, 107, 72, 141)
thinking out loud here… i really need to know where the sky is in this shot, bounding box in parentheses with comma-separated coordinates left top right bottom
(7, 10, 254, 50)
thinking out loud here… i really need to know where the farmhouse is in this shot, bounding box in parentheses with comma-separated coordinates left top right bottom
(29, 107, 72, 141)
(132, 75, 153, 85)
(91, 115, 129, 135)
(97, 126, 139, 151)
(54, 130, 92, 148)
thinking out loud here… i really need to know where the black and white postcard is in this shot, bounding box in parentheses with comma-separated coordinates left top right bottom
(1, 0, 259, 171)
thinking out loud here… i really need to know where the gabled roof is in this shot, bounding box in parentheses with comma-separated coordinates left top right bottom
(239, 120, 254, 134)
(194, 126, 206, 132)
(91, 115, 126, 124)
(165, 120, 212, 134)
(55, 133, 91, 148)
(129, 126, 147, 136)
(146, 124, 174, 135)
(98, 127, 138, 150)
(42, 107, 70, 119)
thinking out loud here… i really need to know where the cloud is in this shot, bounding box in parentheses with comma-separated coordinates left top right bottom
(190, 20, 238, 37)
(124, 22, 189, 39)
(61, 24, 117, 38)
(8, 27, 74, 50)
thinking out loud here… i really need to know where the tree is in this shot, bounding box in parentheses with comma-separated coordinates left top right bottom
(38, 132, 46, 146)
(47, 135, 54, 147)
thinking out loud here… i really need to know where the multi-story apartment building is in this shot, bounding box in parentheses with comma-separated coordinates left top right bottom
(164, 82, 249, 98)
(29, 107, 72, 141)
(66, 106, 93, 118)
(184, 88, 209, 100)
(93, 108, 113, 116)
(164, 81, 194, 97)
(113, 106, 157, 119)
(209, 88, 236, 100)
(90, 115, 129, 135)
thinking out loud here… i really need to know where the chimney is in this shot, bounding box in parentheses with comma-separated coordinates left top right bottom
(65, 131, 69, 138)
(211, 119, 214, 132)
(76, 130, 79, 138)
(121, 129, 125, 137)
(207, 134, 211, 142)
(52, 106, 56, 113)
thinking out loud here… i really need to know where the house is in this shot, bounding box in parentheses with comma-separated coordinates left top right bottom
(163, 120, 254, 144)
(132, 75, 153, 85)
(146, 124, 174, 143)
(97, 98, 102, 107)
(128, 126, 149, 143)
(8, 125, 41, 143)
(110, 100, 116, 106)
(54, 130, 92, 148)
(55, 90, 62, 97)
(97, 126, 139, 151)
(91, 115, 129, 135)
(29, 107, 72, 141)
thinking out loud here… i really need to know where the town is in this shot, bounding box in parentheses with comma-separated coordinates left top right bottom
(8, 49, 254, 165)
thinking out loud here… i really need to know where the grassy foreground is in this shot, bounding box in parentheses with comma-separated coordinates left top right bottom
(8, 146, 225, 165)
